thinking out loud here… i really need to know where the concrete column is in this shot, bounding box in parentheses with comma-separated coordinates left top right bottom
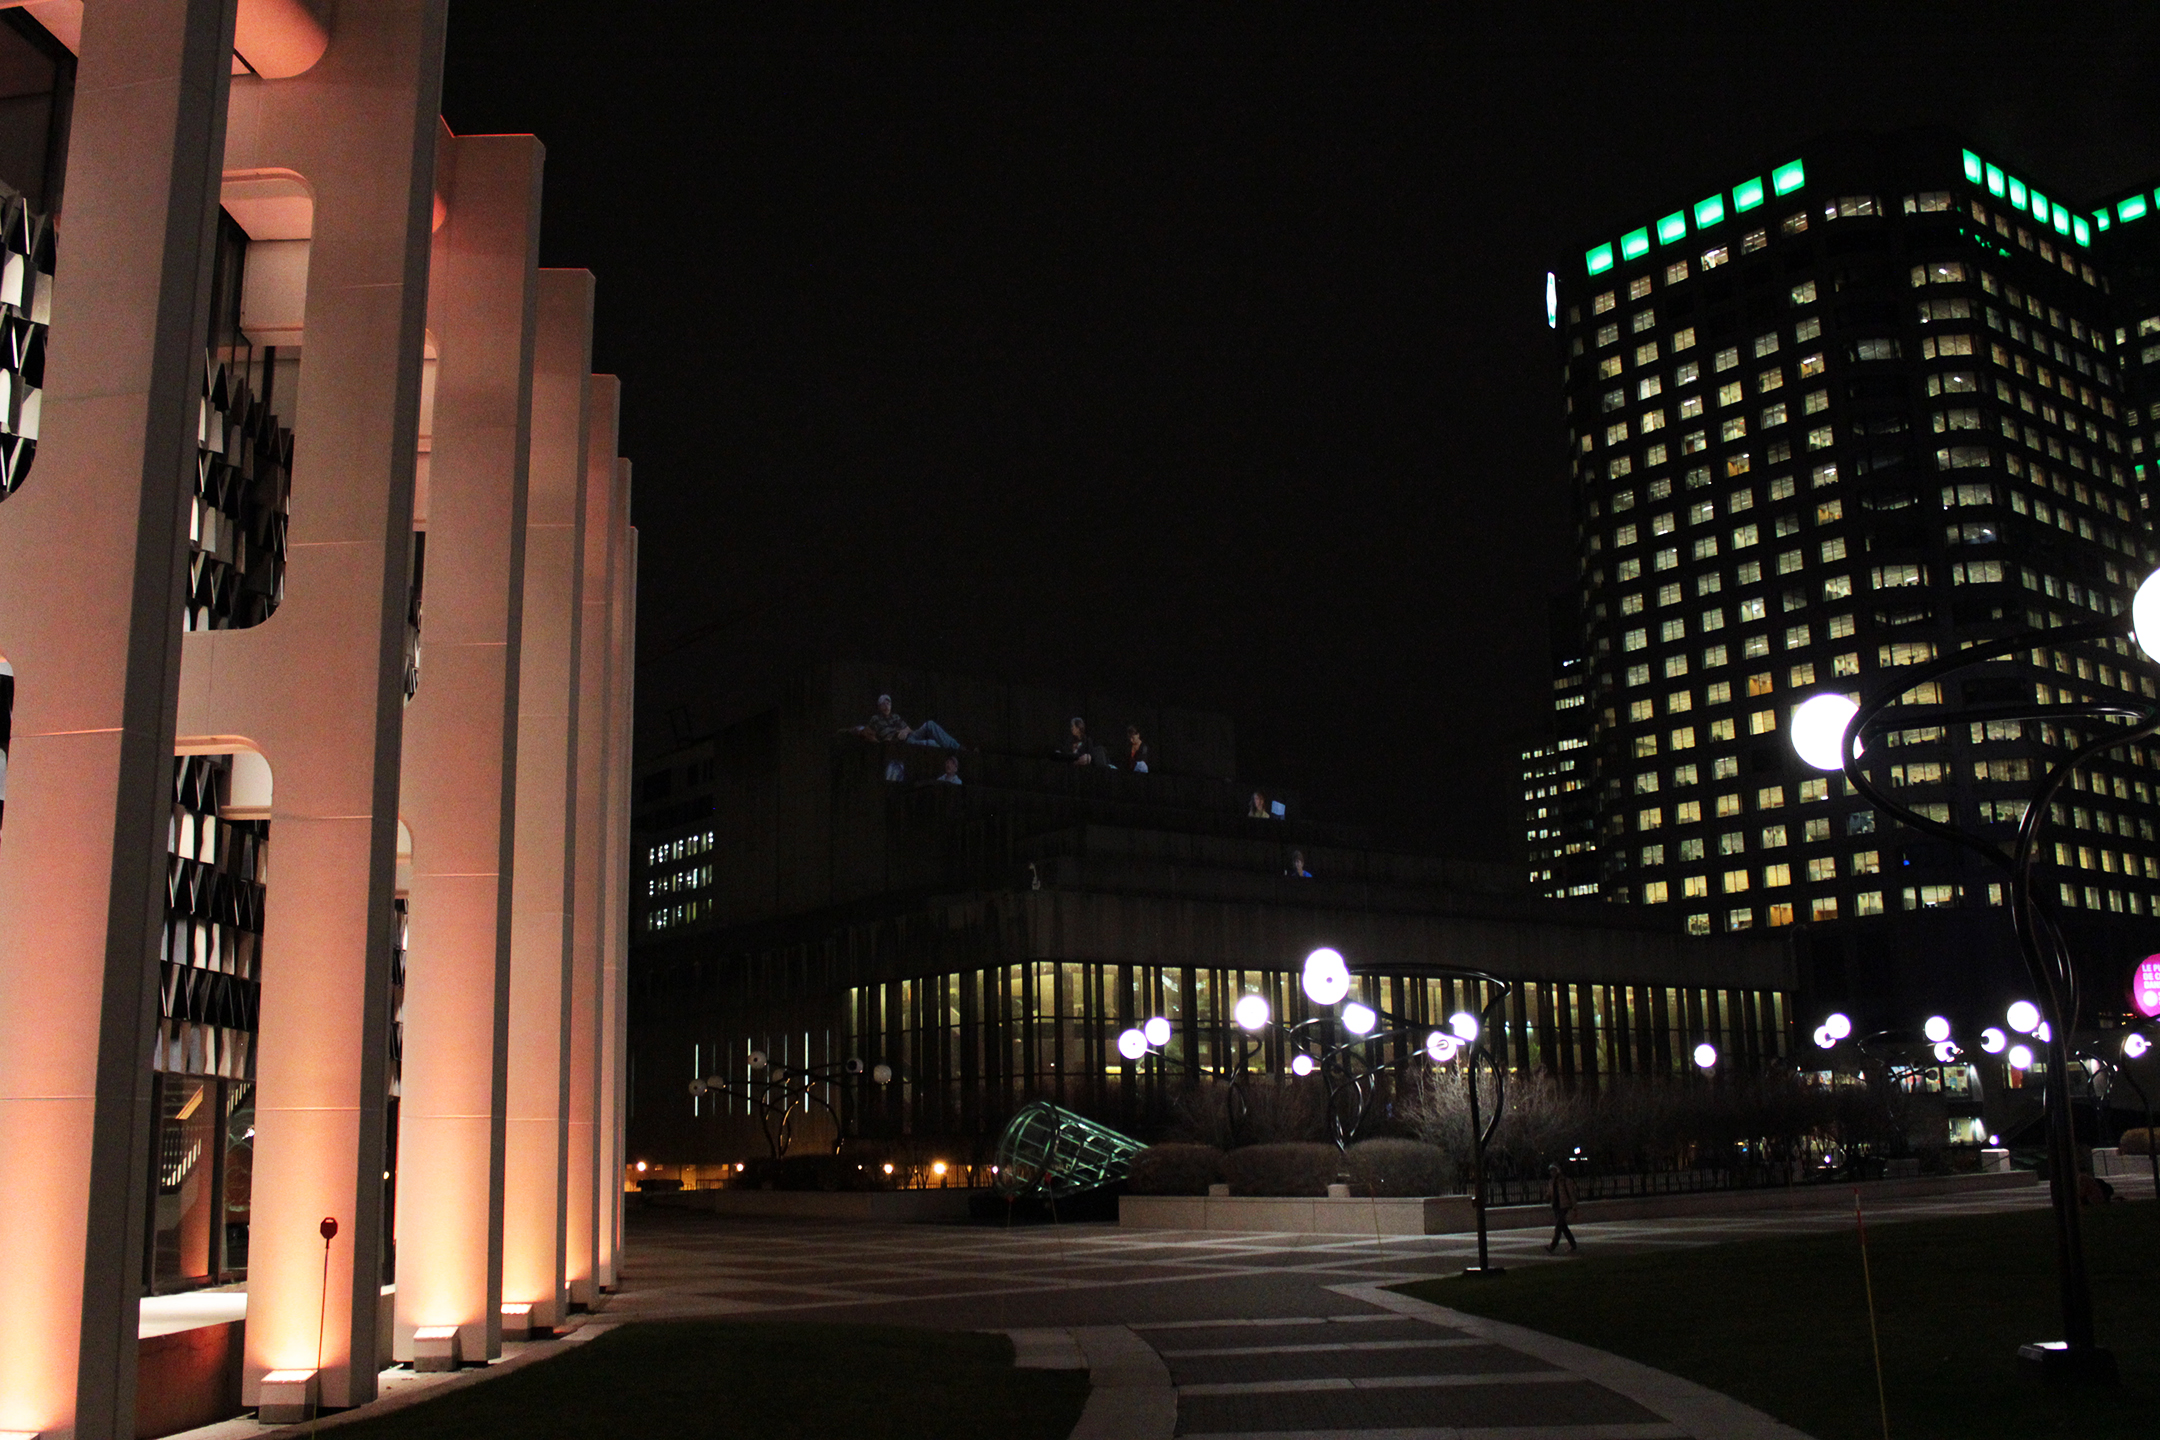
(179, 0, 448, 1410)
(391, 131, 541, 1369)
(501, 269, 590, 1329)
(564, 375, 618, 1306)
(0, 3, 236, 1436)
(597, 500, 636, 1289)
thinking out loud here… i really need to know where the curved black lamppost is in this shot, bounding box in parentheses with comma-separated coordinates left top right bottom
(1789, 595, 2160, 1383)
(689, 1053, 882, 1158)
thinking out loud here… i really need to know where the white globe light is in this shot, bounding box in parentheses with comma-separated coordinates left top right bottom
(1824, 1012, 1853, 1041)
(2134, 567, 2160, 664)
(1233, 994, 1271, 1032)
(1290, 1052, 1317, 1077)
(1449, 1011, 1480, 1043)
(1980, 1027, 2007, 1055)
(1791, 693, 1861, 772)
(2007, 1001, 2040, 1035)
(1424, 1030, 1458, 1063)
(1692, 1042, 1718, 1070)
(688, 1079, 708, 1095)
(1341, 1001, 1378, 1036)
(2035, 1020, 2052, 1043)
(1301, 947, 1351, 1006)
(2125, 1033, 2152, 1060)
(1813, 1025, 1836, 1051)
(1932, 1041, 1959, 1063)
(1143, 1015, 1172, 1048)
(872, 1062, 894, 1085)
(1117, 1028, 1148, 1061)
(2008, 1043, 2035, 1071)
(1923, 1016, 1951, 1044)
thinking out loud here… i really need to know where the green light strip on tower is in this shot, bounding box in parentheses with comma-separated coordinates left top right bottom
(1654, 212, 1686, 245)
(1962, 149, 2092, 247)
(1733, 176, 1765, 212)
(1621, 227, 1651, 261)
(1770, 159, 1806, 195)
(1578, 160, 1803, 279)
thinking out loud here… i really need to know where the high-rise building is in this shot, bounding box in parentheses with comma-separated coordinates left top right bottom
(1538, 130, 2160, 1019)
(2089, 173, 2160, 521)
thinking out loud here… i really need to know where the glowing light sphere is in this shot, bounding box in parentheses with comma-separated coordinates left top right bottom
(748, 1050, 768, 1069)
(1791, 693, 1861, 772)
(2008, 1043, 2036, 1071)
(688, 1079, 708, 1096)
(1692, 1042, 1718, 1070)
(1932, 1041, 1959, 1064)
(1290, 1053, 1317, 1077)
(2035, 1020, 2052, 1043)
(2126, 1033, 2153, 1060)
(1233, 994, 1272, 1032)
(932, 1161, 948, 1176)
(1449, 1011, 1481, 1043)
(2133, 567, 2160, 664)
(1301, 947, 1352, 1006)
(1342, 1001, 1378, 1036)
(1980, 1027, 2007, 1055)
(1117, 1028, 1149, 1061)
(2007, 1000, 2041, 1034)
(1923, 1016, 1952, 1044)
(1824, 1012, 1853, 1041)
(1424, 1030, 1459, 1063)
(1813, 1025, 1836, 1050)
(1143, 1015, 1172, 1048)
(872, 1062, 894, 1085)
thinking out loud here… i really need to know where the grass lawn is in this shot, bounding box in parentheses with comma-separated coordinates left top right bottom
(1397, 1201, 2160, 1440)
(323, 1321, 1089, 1440)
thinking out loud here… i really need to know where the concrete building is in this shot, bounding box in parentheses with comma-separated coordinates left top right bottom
(0, 4, 636, 1436)
(627, 664, 1796, 1171)
(1534, 129, 2160, 1031)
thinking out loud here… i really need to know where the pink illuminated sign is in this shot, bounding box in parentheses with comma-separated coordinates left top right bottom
(2133, 956, 2160, 1019)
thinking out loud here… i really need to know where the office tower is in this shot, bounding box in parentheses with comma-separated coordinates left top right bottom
(1542, 130, 2159, 1015)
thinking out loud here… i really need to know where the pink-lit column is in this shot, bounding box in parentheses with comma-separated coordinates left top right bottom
(181, 0, 447, 1411)
(0, 3, 236, 1436)
(564, 375, 619, 1306)
(502, 269, 591, 1330)
(597, 496, 637, 1289)
(391, 131, 542, 1369)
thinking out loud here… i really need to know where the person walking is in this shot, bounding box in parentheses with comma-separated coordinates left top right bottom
(1544, 1163, 1578, 1254)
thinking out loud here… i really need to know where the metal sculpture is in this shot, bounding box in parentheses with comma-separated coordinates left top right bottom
(689, 1052, 869, 1159)
(991, 1100, 1147, 1200)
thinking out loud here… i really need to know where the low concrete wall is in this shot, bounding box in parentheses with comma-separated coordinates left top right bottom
(136, 1319, 244, 1439)
(643, 1187, 985, 1222)
(1122, 1170, 2037, 1236)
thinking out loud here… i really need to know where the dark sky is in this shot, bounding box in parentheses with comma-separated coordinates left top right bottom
(441, 2, 2160, 859)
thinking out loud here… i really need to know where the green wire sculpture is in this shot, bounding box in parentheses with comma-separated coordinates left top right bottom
(992, 1101, 1146, 1199)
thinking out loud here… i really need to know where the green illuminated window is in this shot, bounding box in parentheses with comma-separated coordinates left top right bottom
(1655, 213, 1686, 245)
(1733, 177, 1765, 212)
(1771, 159, 1805, 196)
(1587, 242, 1614, 276)
(2007, 177, 2027, 209)
(1694, 195, 1725, 229)
(2072, 216, 2090, 247)
(2028, 188, 2048, 221)
(2094, 211, 2110, 233)
(1984, 164, 2004, 197)
(1622, 227, 1652, 261)
(2122, 195, 2149, 223)
(2050, 202, 2069, 235)
(1961, 150, 1983, 184)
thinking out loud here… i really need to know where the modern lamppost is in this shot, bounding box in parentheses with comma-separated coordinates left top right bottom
(1784, 572, 2160, 1384)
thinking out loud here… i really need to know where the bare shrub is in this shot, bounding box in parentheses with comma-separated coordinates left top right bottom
(1225, 1141, 1343, 1197)
(1127, 1143, 1228, 1195)
(1344, 1138, 1449, 1196)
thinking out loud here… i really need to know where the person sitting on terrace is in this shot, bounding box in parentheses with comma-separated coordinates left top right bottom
(1286, 848, 1312, 878)
(1126, 724, 1151, 774)
(1249, 790, 1270, 818)
(859, 693, 959, 748)
(935, 755, 963, 785)
(1066, 717, 1098, 765)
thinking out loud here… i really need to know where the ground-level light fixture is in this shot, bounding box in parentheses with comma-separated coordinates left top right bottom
(1233, 994, 1271, 1032)
(2007, 1000, 2041, 1035)
(1790, 693, 1862, 772)
(1692, 1042, 1718, 1070)
(2009, 1043, 2037, 1071)
(1342, 1001, 1378, 1036)
(1116, 1028, 1149, 1061)
(1448, 1011, 1480, 1044)
(2125, 1033, 2153, 1060)
(1301, 947, 1351, 1006)
(1923, 1016, 1952, 1044)
(1290, 1053, 1317, 1077)
(1142, 1015, 1172, 1048)
(1981, 1027, 2008, 1054)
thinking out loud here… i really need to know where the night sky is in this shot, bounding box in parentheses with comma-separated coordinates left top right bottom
(441, 2, 2160, 858)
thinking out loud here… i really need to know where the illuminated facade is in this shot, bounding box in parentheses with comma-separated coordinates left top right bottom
(0, 4, 636, 1436)
(1539, 129, 2160, 1025)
